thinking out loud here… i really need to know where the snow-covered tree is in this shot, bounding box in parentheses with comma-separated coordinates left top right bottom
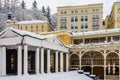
(32, 0, 37, 8)
(46, 6, 51, 24)
(50, 13, 57, 28)
(30, 8, 46, 20)
(42, 6, 46, 16)
(21, 0, 26, 9)
(0, 13, 7, 32)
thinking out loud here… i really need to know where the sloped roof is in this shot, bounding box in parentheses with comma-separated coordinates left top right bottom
(0, 28, 56, 40)
(0, 28, 69, 48)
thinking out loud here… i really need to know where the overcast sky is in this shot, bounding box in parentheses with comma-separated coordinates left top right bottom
(23, 0, 119, 19)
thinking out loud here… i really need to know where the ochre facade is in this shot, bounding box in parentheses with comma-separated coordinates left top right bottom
(105, 2, 120, 29)
(6, 20, 54, 34)
(57, 3, 104, 32)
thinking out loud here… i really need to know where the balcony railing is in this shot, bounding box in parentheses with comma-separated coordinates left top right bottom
(92, 17, 99, 20)
(70, 41, 120, 49)
(92, 25, 99, 28)
(60, 19, 67, 22)
(60, 26, 67, 29)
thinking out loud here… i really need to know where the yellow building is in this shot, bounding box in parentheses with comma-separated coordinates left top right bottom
(6, 20, 54, 34)
(105, 2, 120, 29)
(57, 3, 104, 32)
(40, 30, 71, 45)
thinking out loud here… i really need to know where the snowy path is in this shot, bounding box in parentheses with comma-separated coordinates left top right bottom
(0, 71, 93, 80)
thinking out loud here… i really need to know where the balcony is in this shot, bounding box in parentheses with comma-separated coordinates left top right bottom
(60, 26, 67, 29)
(92, 25, 99, 28)
(92, 17, 99, 20)
(60, 19, 67, 22)
(70, 41, 120, 49)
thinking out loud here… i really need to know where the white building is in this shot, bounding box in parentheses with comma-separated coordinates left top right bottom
(0, 28, 69, 76)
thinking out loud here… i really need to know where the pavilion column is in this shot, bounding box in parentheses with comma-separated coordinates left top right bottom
(119, 50, 120, 80)
(1, 46, 6, 76)
(79, 51, 81, 70)
(41, 47, 44, 74)
(24, 45, 28, 75)
(66, 53, 68, 72)
(47, 49, 50, 73)
(17, 45, 22, 75)
(55, 51, 58, 73)
(91, 59, 93, 75)
(104, 50, 106, 80)
(36, 47, 40, 74)
(60, 52, 63, 72)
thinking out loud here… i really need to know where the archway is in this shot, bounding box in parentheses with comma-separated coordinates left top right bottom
(69, 54, 79, 70)
(81, 51, 104, 65)
(81, 51, 104, 77)
(93, 67, 104, 79)
(106, 52, 119, 75)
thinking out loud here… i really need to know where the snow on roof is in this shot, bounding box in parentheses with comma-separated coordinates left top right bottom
(0, 71, 93, 80)
(17, 20, 48, 24)
(72, 28, 120, 36)
(0, 28, 56, 40)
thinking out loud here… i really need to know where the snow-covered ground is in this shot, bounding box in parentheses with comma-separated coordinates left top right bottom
(0, 71, 93, 80)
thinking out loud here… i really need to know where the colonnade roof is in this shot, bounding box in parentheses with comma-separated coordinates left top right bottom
(71, 28, 120, 37)
(0, 28, 57, 40)
(0, 28, 69, 50)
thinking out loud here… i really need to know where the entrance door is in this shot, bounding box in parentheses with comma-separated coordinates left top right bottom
(6, 49, 17, 75)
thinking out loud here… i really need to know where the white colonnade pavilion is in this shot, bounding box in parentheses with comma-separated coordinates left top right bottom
(0, 28, 69, 76)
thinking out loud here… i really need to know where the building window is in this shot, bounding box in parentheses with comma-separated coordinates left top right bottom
(61, 24, 67, 29)
(36, 25, 38, 31)
(25, 25, 27, 30)
(93, 22, 99, 28)
(71, 24, 74, 29)
(71, 10, 78, 14)
(75, 10, 78, 13)
(93, 9, 95, 12)
(92, 15, 99, 19)
(96, 9, 99, 12)
(61, 12, 63, 14)
(85, 16, 88, 21)
(71, 24, 78, 29)
(75, 24, 78, 29)
(85, 10, 88, 13)
(93, 9, 99, 12)
(81, 10, 84, 13)
(81, 23, 84, 28)
(61, 17, 67, 22)
(31, 25, 33, 30)
(81, 16, 84, 21)
(85, 23, 88, 28)
(64, 11, 67, 14)
(75, 16, 78, 22)
(71, 17, 73, 22)
(71, 11, 74, 14)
